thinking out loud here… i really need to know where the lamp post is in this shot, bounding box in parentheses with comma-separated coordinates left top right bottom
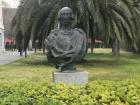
(0, 0, 5, 53)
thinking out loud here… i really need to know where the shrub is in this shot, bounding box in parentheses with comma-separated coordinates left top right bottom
(0, 80, 139, 105)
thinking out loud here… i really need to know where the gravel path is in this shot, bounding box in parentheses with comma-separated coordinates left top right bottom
(0, 51, 33, 65)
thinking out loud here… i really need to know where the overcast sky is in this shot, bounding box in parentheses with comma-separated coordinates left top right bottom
(3, 0, 20, 8)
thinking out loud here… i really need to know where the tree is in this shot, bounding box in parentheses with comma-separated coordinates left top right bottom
(11, 0, 140, 55)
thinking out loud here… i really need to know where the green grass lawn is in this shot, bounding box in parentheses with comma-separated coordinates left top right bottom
(0, 52, 140, 83)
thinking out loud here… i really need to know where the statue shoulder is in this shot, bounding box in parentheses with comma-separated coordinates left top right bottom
(47, 29, 59, 41)
(74, 28, 86, 36)
(49, 28, 60, 36)
(47, 29, 59, 39)
(50, 29, 59, 33)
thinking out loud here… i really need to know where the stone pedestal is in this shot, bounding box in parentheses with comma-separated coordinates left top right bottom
(53, 71, 88, 85)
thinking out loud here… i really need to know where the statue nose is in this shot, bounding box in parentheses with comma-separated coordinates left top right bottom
(63, 17, 69, 21)
(63, 15, 68, 19)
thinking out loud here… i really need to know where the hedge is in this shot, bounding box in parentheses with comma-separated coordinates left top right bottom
(0, 80, 140, 105)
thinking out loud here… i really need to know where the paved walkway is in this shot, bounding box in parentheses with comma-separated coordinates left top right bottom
(0, 51, 34, 65)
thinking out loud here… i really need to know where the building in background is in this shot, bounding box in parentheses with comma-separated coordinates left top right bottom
(0, 0, 19, 51)
(2, 0, 19, 8)
(0, 0, 5, 52)
(3, 8, 16, 49)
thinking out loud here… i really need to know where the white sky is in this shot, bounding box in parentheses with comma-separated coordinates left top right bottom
(3, 0, 20, 8)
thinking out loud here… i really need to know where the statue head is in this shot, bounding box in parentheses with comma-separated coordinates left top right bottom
(58, 7, 74, 27)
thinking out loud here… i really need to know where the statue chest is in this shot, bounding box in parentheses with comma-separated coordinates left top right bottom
(54, 32, 76, 50)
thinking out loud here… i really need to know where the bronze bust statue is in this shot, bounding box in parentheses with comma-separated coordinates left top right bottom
(46, 7, 87, 72)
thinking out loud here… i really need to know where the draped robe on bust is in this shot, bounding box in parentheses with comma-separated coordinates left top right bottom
(46, 28, 87, 69)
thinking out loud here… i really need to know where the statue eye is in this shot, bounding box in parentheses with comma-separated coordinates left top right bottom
(61, 14, 65, 17)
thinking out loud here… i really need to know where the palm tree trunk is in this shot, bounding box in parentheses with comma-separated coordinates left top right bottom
(91, 35, 95, 54)
(20, 50, 22, 56)
(112, 37, 120, 56)
(42, 40, 45, 55)
(25, 49, 27, 57)
(89, 17, 95, 54)
(35, 46, 37, 53)
(28, 40, 33, 51)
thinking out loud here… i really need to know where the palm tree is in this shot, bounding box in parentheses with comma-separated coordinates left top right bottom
(117, 0, 140, 54)
(11, 0, 140, 56)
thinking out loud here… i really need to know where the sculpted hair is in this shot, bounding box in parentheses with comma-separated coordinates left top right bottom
(58, 7, 74, 21)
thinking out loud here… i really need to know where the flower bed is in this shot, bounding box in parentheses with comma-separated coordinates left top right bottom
(0, 80, 140, 105)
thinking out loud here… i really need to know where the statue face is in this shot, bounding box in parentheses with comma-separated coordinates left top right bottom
(59, 7, 74, 26)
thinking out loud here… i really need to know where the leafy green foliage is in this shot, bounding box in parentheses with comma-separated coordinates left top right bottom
(0, 51, 140, 104)
(1, 52, 140, 82)
(0, 82, 61, 105)
(0, 80, 140, 105)
(0, 52, 140, 104)
(11, 0, 140, 53)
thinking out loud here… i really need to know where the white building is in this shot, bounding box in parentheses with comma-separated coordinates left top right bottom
(0, 0, 19, 52)
(0, 0, 5, 52)
(2, 0, 19, 8)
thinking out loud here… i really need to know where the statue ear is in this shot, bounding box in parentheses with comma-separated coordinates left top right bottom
(72, 14, 75, 20)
